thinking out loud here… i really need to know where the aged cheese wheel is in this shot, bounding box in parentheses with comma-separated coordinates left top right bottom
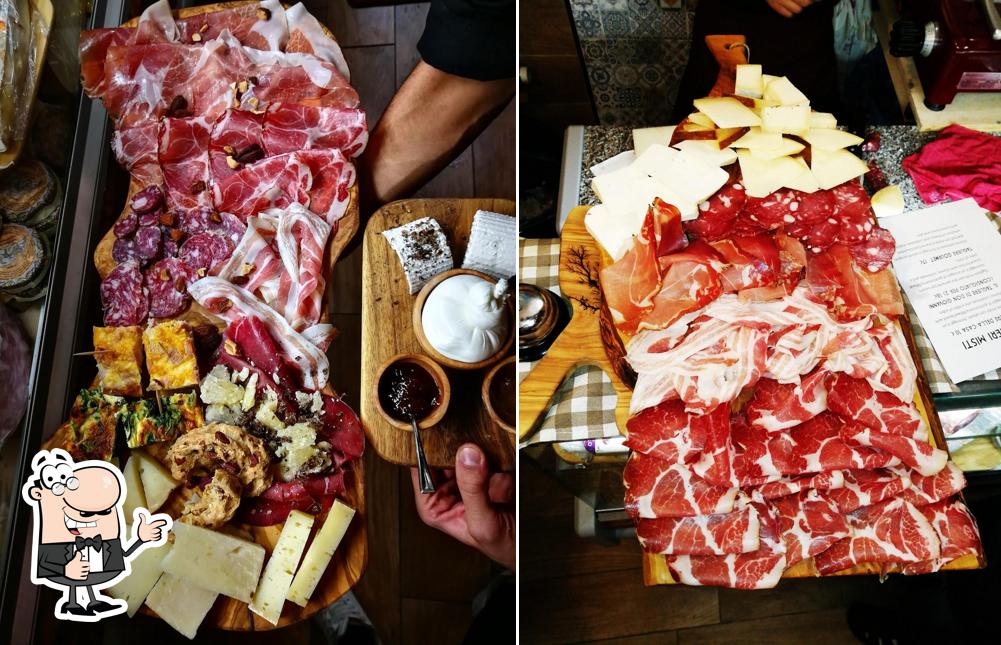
(0, 224, 45, 292)
(0, 159, 56, 223)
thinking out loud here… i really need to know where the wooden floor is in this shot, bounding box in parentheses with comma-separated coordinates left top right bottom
(315, 2, 515, 644)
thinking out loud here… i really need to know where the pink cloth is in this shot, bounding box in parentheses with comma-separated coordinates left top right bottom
(902, 125, 1001, 212)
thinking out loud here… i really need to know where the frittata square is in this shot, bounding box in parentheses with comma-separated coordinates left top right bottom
(144, 321, 199, 391)
(65, 388, 123, 462)
(93, 325, 145, 397)
(123, 392, 204, 448)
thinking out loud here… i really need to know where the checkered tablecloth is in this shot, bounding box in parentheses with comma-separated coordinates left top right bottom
(518, 238, 622, 446)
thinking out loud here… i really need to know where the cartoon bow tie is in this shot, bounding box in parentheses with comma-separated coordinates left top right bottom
(75, 536, 103, 551)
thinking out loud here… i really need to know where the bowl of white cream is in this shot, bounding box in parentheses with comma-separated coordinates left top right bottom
(413, 269, 514, 370)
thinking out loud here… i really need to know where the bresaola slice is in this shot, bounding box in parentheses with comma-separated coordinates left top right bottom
(636, 506, 760, 556)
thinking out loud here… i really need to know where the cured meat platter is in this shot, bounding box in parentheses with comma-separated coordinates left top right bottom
(361, 198, 516, 470)
(39, 0, 369, 634)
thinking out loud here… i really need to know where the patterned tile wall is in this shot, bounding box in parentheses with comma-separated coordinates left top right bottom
(569, 0, 698, 126)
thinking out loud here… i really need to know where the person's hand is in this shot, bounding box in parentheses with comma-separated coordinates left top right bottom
(410, 443, 515, 570)
(65, 550, 89, 581)
(767, 0, 814, 18)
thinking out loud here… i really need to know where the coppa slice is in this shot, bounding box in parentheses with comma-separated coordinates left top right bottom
(823, 469, 911, 514)
(623, 453, 740, 519)
(897, 461, 966, 506)
(901, 500, 983, 574)
(745, 370, 828, 433)
(826, 373, 925, 441)
(840, 426, 948, 477)
(624, 399, 705, 464)
(772, 490, 850, 566)
(636, 506, 760, 556)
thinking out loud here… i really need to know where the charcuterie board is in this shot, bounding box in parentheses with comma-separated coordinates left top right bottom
(519, 206, 986, 584)
(360, 198, 516, 471)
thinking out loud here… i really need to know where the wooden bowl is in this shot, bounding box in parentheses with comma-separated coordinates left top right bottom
(412, 269, 515, 371)
(482, 356, 516, 434)
(372, 353, 451, 431)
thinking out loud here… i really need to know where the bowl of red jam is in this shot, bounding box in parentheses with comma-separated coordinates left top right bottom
(373, 353, 450, 431)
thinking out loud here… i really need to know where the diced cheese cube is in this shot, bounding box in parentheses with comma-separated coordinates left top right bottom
(731, 127, 783, 150)
(809, 111, 838, 129)
(687, 111, 716, 129)
(161, 522, 266, 603)
(287, 500, 356, 607)
(761, 104, 810, 134)
(108, 542, 172, 617)
(737, 151, 805, 198)
(872, 184, 905, 218)
(693, 97, 762, 128)
(135, 450, 178, 513)
(122, 454, 147, 523)
(584, 204, 636, 261)
(145, 572, 217, 639)
(671, 139, 738, 167)
(785, 156, 820, 193)
(734, 64, 763, 98)
(250, 510, 315, 625)
(802, 128, 864, 151)
(810, 147, 869, 190)
(632, 126, 675, 156)
(763, 76, 809, 106)
(749, 137, 805, 160)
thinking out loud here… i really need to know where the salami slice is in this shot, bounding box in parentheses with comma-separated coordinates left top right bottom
(130, 185, 164, 214)
(179, 207, 247, 245)
(112, 236, 142, 264)
(787, 216, 840, 254)
(790, 189, 835, 224)
(145, 258, 195, 319)
(831, 181, 873, 245)
(179, 233, 235, 275)
(101, 261, 148, 326)
(848, 227, 896, 273)
(113, 211, 138, 237)
(685, 182, 746, 241)
(135, 225, 162, 261)
(743, 189, 800, 230)
(162, 235, 181, 259)
(139, 210, 162, 227)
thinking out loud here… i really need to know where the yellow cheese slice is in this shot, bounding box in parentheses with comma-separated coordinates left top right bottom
(134, 449, 178, 513)
(737, 151, 805, 198)
(802, 128, 864, 151)
(761, 104, 810, 135)
(687, 111, 716, 129)
(632, 126, 675, 156)
(672, 139, 738, 167)
(251, 510, 315, 625)
(145, 572, 217, 639)
(693, 97, 762, 129)
(809, 111, 838, 129)
(287, 500, 356, 607)
(763, 76, 809, 106)
(785, 156, 820, 193)
(122, 454, 147, 523)
(107, 542, 172, 617)
(810, 147, 869, 190)
(749, 137, 805, 161)
(871, 184, 905, 217)
(735, 64, 763, 99)
(731, 127, 783, 150)
(160, 522, 266, 603)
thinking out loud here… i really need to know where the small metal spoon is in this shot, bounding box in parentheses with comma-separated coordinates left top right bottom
(412, 416, 435, 494)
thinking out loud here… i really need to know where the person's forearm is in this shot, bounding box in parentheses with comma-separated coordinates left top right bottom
(359, 61, 513, 214)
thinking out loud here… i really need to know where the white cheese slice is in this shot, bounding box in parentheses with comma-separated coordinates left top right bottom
(810, 147, 869, 190)
(145, 572, 217, 640)
(761, 104, 810, 135)
(737, 151, 806, 198)
(287, 500, 356, 607)
(251, 510, 315, 625)
(785, 156, 820, 193)
(135, 450, 178, 513)
(462, 210, 516, 279)
(762, 74, 779, 89)
(161, 522, 266, 603)
(591, 165, 665, 219)
(590, 149, 636, 177)
(693, 97, 762, 128)
(802, 128, 864, 151)
(632, 126, 675, 156)
(749, 137, 805, 160)
(107, 542, 172, 617)
(763, 76, 809, 106)
(871, 184, 905, 217)
(809, 111, 838, 129)
(734, 64, 763, 98)
(686, 111, 716, 129)
(731, 127, 783, 151)
(122, 454, 147, 523)
(662, 148, 730, 206)
(584, 204, 638, 261)
(671, 139, 738, 167)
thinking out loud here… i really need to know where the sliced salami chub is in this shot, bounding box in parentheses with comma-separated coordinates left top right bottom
(831, 181, 874, 244)
(685, 182, 746, 241)
(179, 232, 235, 275)
(849, 227, 896, 273)
(130, 185, 164, 214)
(139, 210, 162, 227)
(179, 207, 247, 244)
(101, 260, 147, 326)
(113, 211, 138, 237)
(145, 258, 195, 319)
(743, 190, 800, 230)
(787, 216, 840, 254)
(135, 225, 163, 261)
(112, 236, 142, 264)
(791, 189, 835, 224)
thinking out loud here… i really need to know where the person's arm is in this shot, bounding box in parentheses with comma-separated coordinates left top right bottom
(358, 62, 513, 214)
(767, 0, 815, 18)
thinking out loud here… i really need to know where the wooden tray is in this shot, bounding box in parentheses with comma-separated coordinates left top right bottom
(0, 0, 53, 170)
(519, 206, 986, 584)
(45, 1, 367, 630)
(360, 198, 516, 471)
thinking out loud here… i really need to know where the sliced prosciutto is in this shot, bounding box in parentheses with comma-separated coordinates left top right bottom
(623, 454, 740, 520)
(112, 122, 163, 187)
(805, 244, 904, 319)
(159, 116, 213, 210)
(772, 490, 850, 566)
(273, 204, 331, 329)
(636, 506, 760, 556)
(263, 103, 368, 158)
(745, 370, 828, 432)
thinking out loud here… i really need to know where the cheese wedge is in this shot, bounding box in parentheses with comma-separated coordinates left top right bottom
(161, 522, 266, 603)
(134, 449, 178, 513)
(872, 185, 905, 217)
(785, 156, 820, 193)
(663, 148, 730, 206)
(584, 204, 637, 261)
(107, 542, 172, 617)
(287, 500, 356, 607)
(687, 111, 716, 129)
(632, 126, 675, 156)
(737, 151, 805, 198)
(764, 76, 809, 106)
(810, 147, 869, 190)
(802, 128, 864, 151)
(749, 138, 805, 161)
(735, 64, 763, 98)
(809, 111, 838, 129)
(731, 127, 783, 151)
(122, 454, 147, 523)
(145, 573, 217, 640)
(672, 139, 738, 167)
(251, 510, 314, 625)
(693, 97, 762, 128)
(761, 104, 810, 135)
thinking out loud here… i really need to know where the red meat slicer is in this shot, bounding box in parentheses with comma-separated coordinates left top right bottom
(890, 0, 1001, 110)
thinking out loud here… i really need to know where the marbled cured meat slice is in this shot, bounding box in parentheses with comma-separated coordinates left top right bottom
(101, 261, 148, 326)
(775, 231, 807, 289)
(599, 207, 662, 335)
(188, 277, 330, 389)
(749, 470, 845, 500)
(763, 324, 826, 382)
(848, 227, 895, 273)
(159, 116, 213, 210)
(79, 28, 130, 97)
(623, 453, 740, 519)
(831, 181, 874, 245)
(263, 104, 368, 158)
(901, 500, 983, 574)
(211, 152, 312, 219)
(237, 47, 360, 110)
(709, 235, 779, 292)
(284, 2, 351, 79)
(772, 490, 851, 567)
(826, 372, 925, 441)
(790, 187, 835, 224)
(179, 232, 235, 276)
(814, 498, 941, 575)
(823, 469, 912, 514)
(840, 426, 947, 477)
(215, 215, 283, 298)
(293, 148, 355, 224)
(112, 122, 163, 187)
(896, 461, 966, 506)
(145, 258, 195, 319)
(689, 403, 736, 487)
(636, 506, 760, 556)
(208, 109, 266, 182)
(685, 181, 746, 241)
(112, 237, 143, 265)
(135, 225, 163, 261)
(805, 244, 904, 319)
(666, 501, 786, 590)
(624, 399, 703, 464)
(745, 369, 828, 432)
(114, 212, 139, 238)
(175, 0, 288, 51)
(641, 259, 721, 332)
(868, 323, 917, 403)
(786, 215, 840, 255)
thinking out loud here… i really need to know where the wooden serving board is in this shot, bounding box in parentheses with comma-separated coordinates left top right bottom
(45, 1, 367, 631)
(520, 206, 986, 585)
(360, 198, 516, 471)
